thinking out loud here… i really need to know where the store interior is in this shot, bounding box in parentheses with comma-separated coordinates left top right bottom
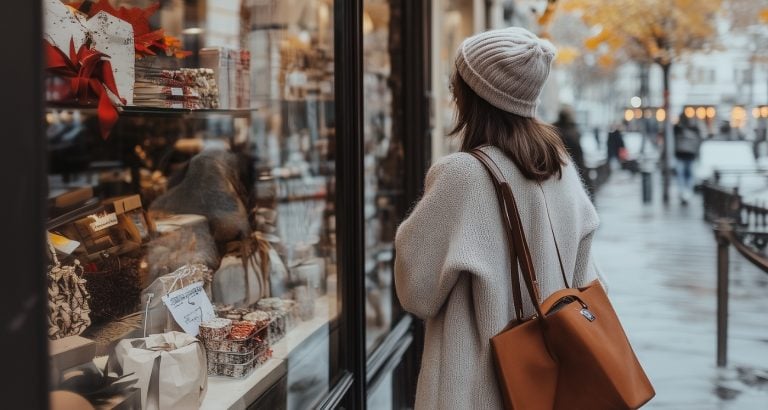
(43, 0, 411, 408)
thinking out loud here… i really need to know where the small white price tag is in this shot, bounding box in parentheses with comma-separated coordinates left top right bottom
(171, 87, 184, 97)
(161, 282, 215, 336)
(88, 212, 118, 231)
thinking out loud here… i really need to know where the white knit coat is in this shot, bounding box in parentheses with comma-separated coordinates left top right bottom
(394, 146, 601, 409)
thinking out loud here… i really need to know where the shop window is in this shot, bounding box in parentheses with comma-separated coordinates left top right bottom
(45, 0, 345, 408)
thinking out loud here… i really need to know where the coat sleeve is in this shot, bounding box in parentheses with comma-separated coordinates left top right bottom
(572, 215, 608, 291)
(572, 230, 597, 286)
(394, 153, 499, 319)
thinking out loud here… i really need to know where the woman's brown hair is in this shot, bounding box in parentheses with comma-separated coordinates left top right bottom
(449, 71, 567, 181)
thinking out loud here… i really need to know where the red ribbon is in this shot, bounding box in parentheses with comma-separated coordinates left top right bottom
(45, 39, 124, 139)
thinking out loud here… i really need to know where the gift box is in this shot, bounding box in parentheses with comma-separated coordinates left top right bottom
(44, 0, 135, 105)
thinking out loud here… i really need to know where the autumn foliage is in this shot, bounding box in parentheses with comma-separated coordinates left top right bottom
(558, 0, 722, 68)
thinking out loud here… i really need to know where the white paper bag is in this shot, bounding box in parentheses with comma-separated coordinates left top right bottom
(115, 332, 207, 410)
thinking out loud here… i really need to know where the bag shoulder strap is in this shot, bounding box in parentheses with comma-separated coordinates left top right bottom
(469, 148, 570, 318)
(468, 150, 525, 321)
(470, 149, 542, 318)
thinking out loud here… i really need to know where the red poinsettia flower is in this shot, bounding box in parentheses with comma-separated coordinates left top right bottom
(45, 38, 123, 138)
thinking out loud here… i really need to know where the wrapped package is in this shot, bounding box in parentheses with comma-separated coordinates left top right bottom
(114, 331, 207, 410)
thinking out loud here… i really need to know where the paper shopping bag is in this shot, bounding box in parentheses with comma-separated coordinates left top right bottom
(114, 331, 207, 410)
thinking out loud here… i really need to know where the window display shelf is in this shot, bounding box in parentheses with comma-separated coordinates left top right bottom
(202, 359, 287, 410)
(46, 103, 260, 117)
(201, 294, 338, 410)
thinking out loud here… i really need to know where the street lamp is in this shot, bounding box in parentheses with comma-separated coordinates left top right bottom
(696, 107, 707, 120)
(630, 96, 642, 108)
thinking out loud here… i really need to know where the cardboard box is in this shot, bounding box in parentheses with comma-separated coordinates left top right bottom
(53, 195, 149, 260)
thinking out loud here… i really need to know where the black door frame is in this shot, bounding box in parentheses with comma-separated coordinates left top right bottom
(332, 0, 367, 407)
(1, 0, 48, 408)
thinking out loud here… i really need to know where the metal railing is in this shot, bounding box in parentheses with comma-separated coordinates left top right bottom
(703, 176, 768, 367)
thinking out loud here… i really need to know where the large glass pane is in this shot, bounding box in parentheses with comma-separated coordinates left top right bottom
(431, 0, 476, 159)
(363, 0, 404, 353)
(45, 1, 341, 408)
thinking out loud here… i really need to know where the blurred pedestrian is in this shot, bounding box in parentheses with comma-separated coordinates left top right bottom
(395, 27, 602, 410)
(554, 107, 586, 177)
(606, 122, 626, 170)
(674, 113, 701, 205)
(593, 126, 601, 148)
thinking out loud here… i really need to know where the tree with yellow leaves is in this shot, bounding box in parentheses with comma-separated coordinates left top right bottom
(554, 0, 722, 202)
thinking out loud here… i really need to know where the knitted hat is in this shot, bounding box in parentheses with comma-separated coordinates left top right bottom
(456, 27, 557, 118)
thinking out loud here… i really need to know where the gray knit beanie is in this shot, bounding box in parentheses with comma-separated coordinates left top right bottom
(456, 27, 556, 118)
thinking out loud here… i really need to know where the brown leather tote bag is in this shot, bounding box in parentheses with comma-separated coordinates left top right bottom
(469, 149, 655, 410)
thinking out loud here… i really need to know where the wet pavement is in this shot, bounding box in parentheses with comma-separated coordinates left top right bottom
(592, 172, 768, 409)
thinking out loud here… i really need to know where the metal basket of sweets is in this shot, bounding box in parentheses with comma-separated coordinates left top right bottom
(200, 321, 268, 353)
(206, 343, 273, 378)
(266, 310, 287, 343)
(206, 335, 269, 365)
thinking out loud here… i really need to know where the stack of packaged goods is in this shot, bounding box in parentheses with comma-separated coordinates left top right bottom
(133, 65, 219, 109)
(199, 319, 272, 378)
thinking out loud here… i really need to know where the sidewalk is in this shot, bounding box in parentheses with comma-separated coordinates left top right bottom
(592, 173, 768, 409)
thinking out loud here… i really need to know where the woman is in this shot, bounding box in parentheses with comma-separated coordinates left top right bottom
(394, 28, 602, 409)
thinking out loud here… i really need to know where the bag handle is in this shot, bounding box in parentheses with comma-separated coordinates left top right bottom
(469, 149, 569, 319)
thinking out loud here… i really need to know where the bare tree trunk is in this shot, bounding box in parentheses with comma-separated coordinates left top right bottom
(661, 63, 673, 204)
